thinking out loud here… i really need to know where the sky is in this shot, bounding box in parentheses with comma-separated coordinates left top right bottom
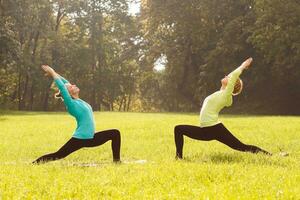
(128, 1, 141, 15)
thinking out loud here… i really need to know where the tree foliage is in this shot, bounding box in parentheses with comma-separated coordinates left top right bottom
(139, 0, 300, 114)
(0, 0, 299, 114)
(0, 0, 141, 111)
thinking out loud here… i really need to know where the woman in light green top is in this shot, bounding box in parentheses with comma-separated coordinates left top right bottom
(174, 58, 271, 159)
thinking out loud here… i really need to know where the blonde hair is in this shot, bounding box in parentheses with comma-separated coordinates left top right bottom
(232, 78, 243, 96)
(51, 82, 64, 101)
(54, 90, 63, 100)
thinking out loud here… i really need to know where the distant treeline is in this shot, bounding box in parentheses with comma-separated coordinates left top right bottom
(0, 0, 299, 114)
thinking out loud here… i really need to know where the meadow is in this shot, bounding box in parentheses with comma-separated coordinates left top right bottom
(0, 112, 299, 199)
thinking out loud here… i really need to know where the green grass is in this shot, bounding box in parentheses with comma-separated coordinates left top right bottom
(0, 112, 299, 199)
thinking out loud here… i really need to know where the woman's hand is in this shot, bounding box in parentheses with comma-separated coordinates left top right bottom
(241, 57, 253, 70)
(41, 65, 55, 76)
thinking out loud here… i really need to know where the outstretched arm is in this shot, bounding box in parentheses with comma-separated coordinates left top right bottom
(224, 57, 253, 94)
(41, 65, 73, 105)
(236, 57, 253, 71)
(42, 65, 59, 79)
(58, 74, 69, 84)
(43, 67, 69, 84)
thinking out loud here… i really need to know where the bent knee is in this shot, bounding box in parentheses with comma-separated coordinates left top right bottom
(111, 129, 121, 138)
(174, 125, 184, 134)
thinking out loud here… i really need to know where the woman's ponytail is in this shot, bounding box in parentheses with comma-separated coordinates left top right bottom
(54, 91, 63, 101)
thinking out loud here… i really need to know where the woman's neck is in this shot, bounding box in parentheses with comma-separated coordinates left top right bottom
(72, 94, 79, 99)
(220, 85, 226, 91)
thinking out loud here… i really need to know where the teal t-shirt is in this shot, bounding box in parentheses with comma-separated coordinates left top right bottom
(54, 77, 95, 139)
(199, 67, 242, 127)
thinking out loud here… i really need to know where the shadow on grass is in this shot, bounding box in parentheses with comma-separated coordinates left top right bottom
(0, 117, 7, 121)
(183, 153, 243, 164)
(64, 162, 111, 168)
(208, 153, 245, 163)
(1, 160, 115, 168)
(60, 159, 148, 167)
(26, 161, 112, 168)
(183, 152, 289, 167)
(28, 159, 148, 168)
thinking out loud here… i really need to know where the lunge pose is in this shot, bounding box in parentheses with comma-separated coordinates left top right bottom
(33, 65, 121, 164)
(174, 58, 271, 159)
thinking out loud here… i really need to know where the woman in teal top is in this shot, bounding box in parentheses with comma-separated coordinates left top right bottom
(33, 65, 121, 164)
(174, 58, 271, 159)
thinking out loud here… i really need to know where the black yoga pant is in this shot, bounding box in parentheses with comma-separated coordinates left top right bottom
(174, 123, 271, 158)
(33, 129, 121, 164)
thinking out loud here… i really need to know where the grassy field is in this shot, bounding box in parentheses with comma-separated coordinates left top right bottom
(0, 112, 299, 199)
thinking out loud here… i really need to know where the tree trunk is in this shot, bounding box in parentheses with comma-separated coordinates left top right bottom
(29, 80, 34, 110)
(110, 102, 114, 111)
(126, 94, 132, 111)
(177, 37, 198, 108)
(42, 81, 52, 111)
(119, 95, 126, 111)
(20, 72, 29, 110)
(55, 5, 65, 32)
(28, 30, 39, 110)
(0, 0, 4, 15)
(17, 71, 22, 110)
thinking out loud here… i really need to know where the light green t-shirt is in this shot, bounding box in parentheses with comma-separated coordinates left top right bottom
(199, 67, 242, 127)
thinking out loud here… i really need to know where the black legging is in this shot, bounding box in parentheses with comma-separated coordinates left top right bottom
(33, 129, 121, 164)
(174, 123, 271, 158)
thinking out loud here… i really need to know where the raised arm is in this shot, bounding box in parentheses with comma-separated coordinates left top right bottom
(224, 57, 253, 95)
(41, 65, 73, 105)
(43, 67, 69, 84)
(58, 74, 69, 84)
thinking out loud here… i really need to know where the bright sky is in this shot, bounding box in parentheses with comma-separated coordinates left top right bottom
(128, 1, 141, 15)
(154, 55, 167, 71)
